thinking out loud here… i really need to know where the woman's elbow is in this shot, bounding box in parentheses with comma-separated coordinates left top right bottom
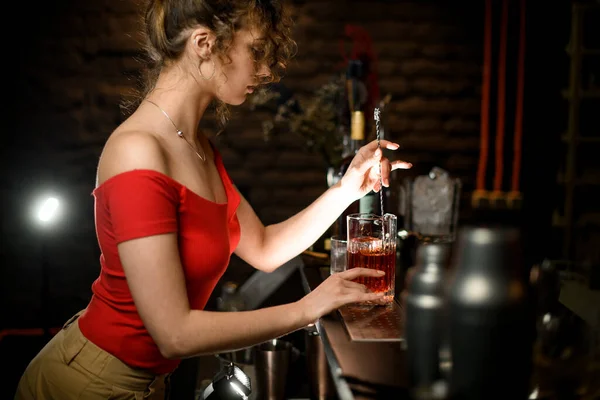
(260, 262, 280, 273)
(156, 332, 186, 360)
(253, 261, 285, 273)
(157, 341, 181, 360)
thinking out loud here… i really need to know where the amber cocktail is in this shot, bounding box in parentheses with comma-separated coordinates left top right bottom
(347, 213, 397, 304)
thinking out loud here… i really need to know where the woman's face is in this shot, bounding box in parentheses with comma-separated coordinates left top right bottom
(213, 28, 271, 106)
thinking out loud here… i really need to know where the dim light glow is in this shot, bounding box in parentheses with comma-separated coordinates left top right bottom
(414, 294, 443, 309)
(38, 197, 60, 222)
(529, 387, 539, 399)
(462, 275, 490, 303)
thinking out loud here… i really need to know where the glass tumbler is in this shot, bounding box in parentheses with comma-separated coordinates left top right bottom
(329, 236, 347, 275)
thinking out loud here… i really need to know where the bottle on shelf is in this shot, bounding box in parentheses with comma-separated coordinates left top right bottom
(333, 58, 382, 238)
(335, 110, 374, 238)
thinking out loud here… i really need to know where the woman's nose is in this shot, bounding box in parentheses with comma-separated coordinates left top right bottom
(257, 63, 272, 80)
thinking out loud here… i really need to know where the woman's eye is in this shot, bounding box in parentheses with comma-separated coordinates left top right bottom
(252, 47, 265, 59)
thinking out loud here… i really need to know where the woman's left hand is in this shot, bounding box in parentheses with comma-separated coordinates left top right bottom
(338, 139, 412, 201)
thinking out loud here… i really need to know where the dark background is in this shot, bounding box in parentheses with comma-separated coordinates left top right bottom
(2, 0, 597, 398)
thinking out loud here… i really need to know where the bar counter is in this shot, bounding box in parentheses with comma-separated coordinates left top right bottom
(299, 260, 600, 400)
(300, 263, 411, 400)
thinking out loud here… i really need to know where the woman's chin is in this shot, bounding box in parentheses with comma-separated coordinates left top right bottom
(221, 95, 247, 106)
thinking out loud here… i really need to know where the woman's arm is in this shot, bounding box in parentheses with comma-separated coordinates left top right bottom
(233, 181, 351, 272)
(117, 232, 309, 358)
(119, 230, 384, 358)
(235, 140, 411, 272)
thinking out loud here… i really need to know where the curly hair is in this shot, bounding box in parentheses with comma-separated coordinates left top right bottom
(124, 0, 297, 132)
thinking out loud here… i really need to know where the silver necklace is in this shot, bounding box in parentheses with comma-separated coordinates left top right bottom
(145, 99, 206, 162)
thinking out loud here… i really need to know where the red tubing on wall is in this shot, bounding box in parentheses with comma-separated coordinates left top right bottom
(477, 0, 493, 191)
(493, 0, 509, 192)
(512, 0, 526, 193)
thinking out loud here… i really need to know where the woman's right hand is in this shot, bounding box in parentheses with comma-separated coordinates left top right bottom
(297, 268, 387, 323)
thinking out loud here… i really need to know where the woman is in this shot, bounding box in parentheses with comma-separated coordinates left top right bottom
(15, 0, 411, 399)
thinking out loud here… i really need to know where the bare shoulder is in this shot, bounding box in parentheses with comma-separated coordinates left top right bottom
(97, 129, 169, 186)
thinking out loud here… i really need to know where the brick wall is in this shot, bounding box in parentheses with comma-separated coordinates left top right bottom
(2, 0, 571, 326)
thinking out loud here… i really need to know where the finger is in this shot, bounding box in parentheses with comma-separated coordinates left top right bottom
(380, 158, 392, 186)
(342, 280, 369, 292)
(368, 163, 382, 185)
(391, 160, 413, 171)
(350, 292, 385, 304)
(372, 180, 382, 193)
(364, 139, 400, 151)
(355, 148, 382, 175)
(376, 297, 390, 305)
(340, 267, 385, 280)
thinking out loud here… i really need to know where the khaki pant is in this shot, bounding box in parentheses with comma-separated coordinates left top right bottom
(15, 310, 171, 400)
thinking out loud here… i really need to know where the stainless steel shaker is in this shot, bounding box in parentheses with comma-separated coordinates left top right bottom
(405, 242, 452, 398)
(446, 226, 535, 400)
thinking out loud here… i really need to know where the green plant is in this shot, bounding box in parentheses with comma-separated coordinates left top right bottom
(249, 74, 347, 168)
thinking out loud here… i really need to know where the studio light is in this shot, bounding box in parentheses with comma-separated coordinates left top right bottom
(38, 197, 59, 222)
(33, 195, 62, 226)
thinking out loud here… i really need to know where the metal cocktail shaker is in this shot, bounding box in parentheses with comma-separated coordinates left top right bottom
(446, 226, 535, 400)
(405, 242, 452, 397)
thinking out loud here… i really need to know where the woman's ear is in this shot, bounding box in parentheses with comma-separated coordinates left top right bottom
(190, 28, 215, 59)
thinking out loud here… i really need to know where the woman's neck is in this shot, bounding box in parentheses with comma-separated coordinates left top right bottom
(145, 65, 215, 140)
